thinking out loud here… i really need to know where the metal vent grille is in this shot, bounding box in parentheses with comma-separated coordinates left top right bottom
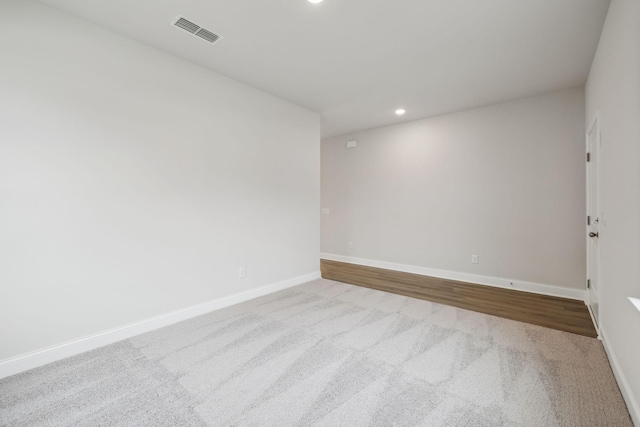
(172, 16, 223, 45)
(174, 17, 199, 34)
(195, 28, 220, 43)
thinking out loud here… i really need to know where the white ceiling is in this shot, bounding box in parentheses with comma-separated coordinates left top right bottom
(39, 0, 610, 138)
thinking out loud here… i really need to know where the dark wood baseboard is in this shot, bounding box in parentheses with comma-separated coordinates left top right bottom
(320, 259, 597, 338)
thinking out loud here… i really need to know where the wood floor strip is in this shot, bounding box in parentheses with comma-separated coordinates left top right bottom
(320, 259, 597, 338)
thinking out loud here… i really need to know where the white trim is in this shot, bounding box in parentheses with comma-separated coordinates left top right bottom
(629, 297, 640, 314)
(587, 109, 599, 136)
(321, 253, 587, 301)
(586, 304, 601, 339)
(586, 110, 602, 329)
(0, 271, 320, 380)
(600, 327, 640, 426)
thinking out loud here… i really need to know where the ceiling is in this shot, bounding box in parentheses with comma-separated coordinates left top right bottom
(39, 0, 610, 138)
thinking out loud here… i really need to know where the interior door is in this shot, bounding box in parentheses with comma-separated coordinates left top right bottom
(586, 114, 600, 331)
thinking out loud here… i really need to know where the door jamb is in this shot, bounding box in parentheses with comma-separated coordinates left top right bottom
(586, 110, 601, 338)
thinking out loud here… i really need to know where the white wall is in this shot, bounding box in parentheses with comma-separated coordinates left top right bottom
(0, 1, 319, 361)
(322, 88, 586, 291)
(585, 0, 640, 420)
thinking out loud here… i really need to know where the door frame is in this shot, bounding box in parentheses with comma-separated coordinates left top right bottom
(586, 110, 601, 338)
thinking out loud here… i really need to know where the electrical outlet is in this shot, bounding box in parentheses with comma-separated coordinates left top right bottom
(239, 267, 246, 278)
(471, 255, 478, 264)
(348, 242, 354, 249)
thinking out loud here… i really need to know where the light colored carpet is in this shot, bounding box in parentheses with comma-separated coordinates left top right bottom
(0, 279, 633, 426)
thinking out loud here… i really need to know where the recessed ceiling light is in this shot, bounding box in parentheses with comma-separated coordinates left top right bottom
(308, 0, 323, 3)
(395, 109, 406, 116)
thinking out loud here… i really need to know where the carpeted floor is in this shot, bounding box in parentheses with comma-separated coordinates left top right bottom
(0, 279, 633, 426)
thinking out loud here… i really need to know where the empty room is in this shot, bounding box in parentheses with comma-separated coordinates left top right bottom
(1, 0, 639, 425)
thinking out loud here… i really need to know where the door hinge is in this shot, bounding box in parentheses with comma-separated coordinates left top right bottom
(587, 152, 591, 162)
(587, 216, 591, 226)
(587, 279, 591, 289)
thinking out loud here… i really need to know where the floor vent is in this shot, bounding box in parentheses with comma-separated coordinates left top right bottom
(171, 16, 223, 45)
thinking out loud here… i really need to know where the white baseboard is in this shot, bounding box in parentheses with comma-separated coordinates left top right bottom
(0, 271, 321, 380)
(321, 253, 586, 301)
(600, 327, 640, 426)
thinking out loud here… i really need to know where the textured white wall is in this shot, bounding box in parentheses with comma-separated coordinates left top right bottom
(585, 0, 640, 419)
(322, 88, 586, 290)
(0, 1, 319, 360)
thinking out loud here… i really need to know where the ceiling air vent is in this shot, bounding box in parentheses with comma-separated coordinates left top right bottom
(171, 16, 223, 45)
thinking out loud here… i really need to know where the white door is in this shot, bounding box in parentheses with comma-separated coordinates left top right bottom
(586, 114, 600, 330)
